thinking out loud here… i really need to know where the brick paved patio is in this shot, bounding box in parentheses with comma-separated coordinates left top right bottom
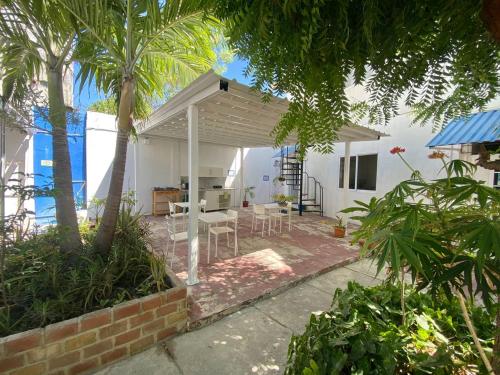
(147, 209, 359, 329)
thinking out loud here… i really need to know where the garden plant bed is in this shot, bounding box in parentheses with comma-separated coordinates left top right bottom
(0, 269, 187, 375)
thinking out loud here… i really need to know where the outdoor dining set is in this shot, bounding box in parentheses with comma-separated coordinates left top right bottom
(163, 201, 293, 267)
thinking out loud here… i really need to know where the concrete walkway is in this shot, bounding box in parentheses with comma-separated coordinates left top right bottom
(95, 259, 383, 375)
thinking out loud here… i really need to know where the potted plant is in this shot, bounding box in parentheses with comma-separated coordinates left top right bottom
(333, 215, 346, 237)
(272, 176, 286, 185)
(243, 186, 255, 207)
(272, 194, 294, 207)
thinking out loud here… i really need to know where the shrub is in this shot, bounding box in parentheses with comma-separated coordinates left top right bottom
(0, 205, 170, 337)
(286, 282, 494, 375)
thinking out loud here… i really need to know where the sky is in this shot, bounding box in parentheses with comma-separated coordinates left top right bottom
(73, 57, 250, 112)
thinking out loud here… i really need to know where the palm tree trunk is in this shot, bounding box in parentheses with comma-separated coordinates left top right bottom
(95, 77, 134, 255)
(46, 63, 81, 256)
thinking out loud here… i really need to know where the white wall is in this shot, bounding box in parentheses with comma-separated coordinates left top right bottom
(3, 126, 31, 217)
(85, 111, 276, 215)
(85, 111, 135, 217)
(242, 147, 282, 204)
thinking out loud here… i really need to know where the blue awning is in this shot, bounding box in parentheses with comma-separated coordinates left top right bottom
(272, 145, 297, 158)
(427, 109, 500, 147)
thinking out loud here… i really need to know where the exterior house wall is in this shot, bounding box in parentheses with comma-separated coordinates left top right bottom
(85, 111, 135, 218)
(1, 62, 74, 221)
(304, 86, 500, 219)
(3, 126, 31, 217)
(242, 147, 282, 204)
(85, 112, 278, 216)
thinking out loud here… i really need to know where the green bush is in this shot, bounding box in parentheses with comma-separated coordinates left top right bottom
(286, 282, 494, 375)
(0, 206, 170, 337)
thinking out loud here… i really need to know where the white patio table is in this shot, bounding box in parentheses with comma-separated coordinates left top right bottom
(263, 203, 281, 236)
(174, 201, 202, 214)
(173, 201, 204, 229)
(199, 212, 230, 263)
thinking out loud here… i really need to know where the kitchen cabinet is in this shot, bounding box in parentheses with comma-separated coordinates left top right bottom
(181, 166, 225, 177)
(204, 190, 232, 211)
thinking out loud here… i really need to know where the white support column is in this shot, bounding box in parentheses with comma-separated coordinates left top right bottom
(239, 147, 244, 207)
(187, 104, 199, 286)
(342, 141, 351, 223)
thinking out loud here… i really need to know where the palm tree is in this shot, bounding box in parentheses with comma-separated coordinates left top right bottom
(62, 0, 224, 254)
(0, 0, 82, 254)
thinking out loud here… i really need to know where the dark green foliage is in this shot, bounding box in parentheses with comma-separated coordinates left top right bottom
(345, 158, 500, 313)
(0, 207, 170, 337)
(286, 282, 494, 375)
(215, 0, 500, 155)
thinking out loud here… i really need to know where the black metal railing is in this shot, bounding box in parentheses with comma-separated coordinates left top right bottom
(279, 146, 324, 216)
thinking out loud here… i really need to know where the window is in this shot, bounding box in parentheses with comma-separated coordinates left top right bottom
(339, 154, 378, 191)
(339, 156, 356, 189)
(494, 172, 500, 190)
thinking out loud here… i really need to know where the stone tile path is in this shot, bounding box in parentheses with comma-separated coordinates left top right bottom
(96, 259, 383, 375)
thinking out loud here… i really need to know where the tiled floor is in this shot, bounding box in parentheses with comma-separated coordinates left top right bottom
(146, 208, 360, 328)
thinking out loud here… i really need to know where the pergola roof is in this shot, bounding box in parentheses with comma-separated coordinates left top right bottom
(139, 71, 383, 147)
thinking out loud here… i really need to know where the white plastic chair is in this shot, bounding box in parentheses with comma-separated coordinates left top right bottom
(251, 205, 269, 237)
(168, 201, 187, 229)
(270, 202, 293, 233)
(164, 216, 188, 267)
(200, 199, 207, 213)
(199, 199, 207, 231)
(207, 210, 238, 263)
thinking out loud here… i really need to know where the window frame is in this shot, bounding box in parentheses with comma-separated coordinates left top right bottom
(338, 153, 378, 192)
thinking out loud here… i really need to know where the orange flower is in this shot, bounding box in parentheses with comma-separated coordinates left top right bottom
(390, 146, 406, 154)
(428, 151, 446, 159)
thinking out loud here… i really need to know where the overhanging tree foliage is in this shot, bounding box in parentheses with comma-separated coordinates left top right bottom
(215, 0, 500, 155)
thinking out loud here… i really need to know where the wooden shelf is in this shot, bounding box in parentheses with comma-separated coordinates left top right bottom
(152, 190, 181, 216)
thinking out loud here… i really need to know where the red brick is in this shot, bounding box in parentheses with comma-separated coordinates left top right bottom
(49, 351, 80, 370)
(166, 288, 187, 303)
(99, 320, 127, 339)
(11, 362, 46, 375)
(156, 303, 177, 318)
(129, 335, 154, 354)
(4, 330, 42, 355)
(0, 354, 24, 372)
(69, 358, 99, 375)
(46, 320, 79, 344)
(83, 339, 112, 359)
(167, 311, 186, 325)
(113, 302, 140, 321)
(115, 328, 140, 346)
(46, 343, 63, 359)
(142, 318, 165, 335)
(129, 311, 154, 328)
(142, 295, 162, 311)
(81, 310, 111, 331)
(100, 347, 127, 365)
(65, 331, 96, 351)
(156, 326, 176, 342)
(26, 347, 46, 363)
(159, 293, 170, 305)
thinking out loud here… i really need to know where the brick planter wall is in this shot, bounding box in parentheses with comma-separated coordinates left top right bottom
(0, 271, 187, 375)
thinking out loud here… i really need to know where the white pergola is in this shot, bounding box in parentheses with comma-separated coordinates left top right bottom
(139, 70, 383, 285)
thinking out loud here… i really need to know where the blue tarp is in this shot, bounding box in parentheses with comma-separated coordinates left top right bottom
(427, 109, 500, 147)
(33, 108, 86, 224)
